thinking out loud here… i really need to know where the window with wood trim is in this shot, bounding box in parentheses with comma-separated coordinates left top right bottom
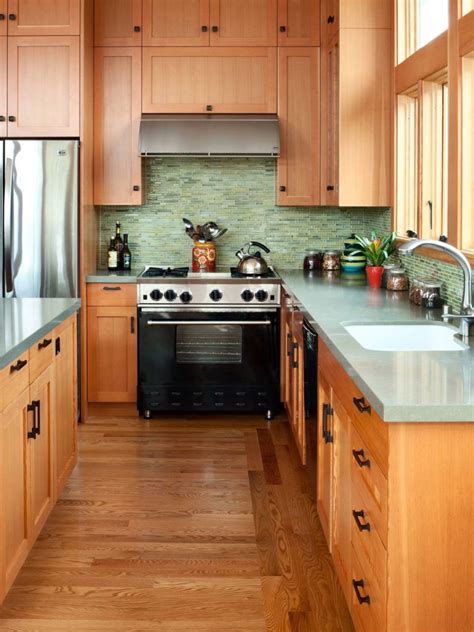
(461, 53, 474, 253)
(397, 0, 449, 63)
(462, 0, 474, 16)
(396, 92, 418, 236)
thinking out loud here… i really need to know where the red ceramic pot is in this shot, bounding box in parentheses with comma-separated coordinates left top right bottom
(366, 265, 384, 289)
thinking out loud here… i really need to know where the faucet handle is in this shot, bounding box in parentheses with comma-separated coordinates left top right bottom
(442, 305, 450, 316)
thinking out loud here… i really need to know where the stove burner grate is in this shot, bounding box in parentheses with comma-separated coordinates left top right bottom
(142, 267, 189, 278)
(230, 267, 277, 279)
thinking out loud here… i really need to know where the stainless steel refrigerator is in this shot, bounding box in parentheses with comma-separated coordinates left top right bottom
(1, 140, 79, 298)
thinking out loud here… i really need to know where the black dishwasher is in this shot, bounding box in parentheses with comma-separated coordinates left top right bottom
(303, 320, 318, 499)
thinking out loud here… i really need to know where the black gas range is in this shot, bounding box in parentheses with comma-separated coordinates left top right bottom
(136, 266, 281, 420)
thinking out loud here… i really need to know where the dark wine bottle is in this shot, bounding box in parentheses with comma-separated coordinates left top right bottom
(107, 237, 118, 271)
(114, 222, 124, 269)
(123, 234, 132, 270)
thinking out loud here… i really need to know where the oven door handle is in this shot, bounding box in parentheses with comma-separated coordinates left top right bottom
(146, 320, 272, 326)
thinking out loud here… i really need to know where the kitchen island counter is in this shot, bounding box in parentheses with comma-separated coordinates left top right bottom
(278, 269, 474, 422)
(0, 298, 81, 370)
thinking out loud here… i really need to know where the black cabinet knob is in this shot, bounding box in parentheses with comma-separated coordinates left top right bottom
(150, 289, 163, 301)
(211, 25, 219, 32)
(327, 15, 335, 23)
(8, 116, 16, 122)
(279, 25, 286, 32)
(241, 289, 254, 302)
(279, 185, 286, 192)
(210, 289, 223, 302)
(201, 25, 208, 32)
(206, 104, 213, 112)
(0, 14, 5, 20)
(134, 25, 141, 32)
(0, 115, 5, 122)
(133, 185, 140, 191)
(8, 14, 16, 20)
(326, 185, 335, 191)
(164, 290, 177, 302)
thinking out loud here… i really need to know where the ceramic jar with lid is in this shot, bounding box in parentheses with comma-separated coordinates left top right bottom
(322, 250, 341, 271)
(386, 268, 409, 291)
(304, 250, 323, 271)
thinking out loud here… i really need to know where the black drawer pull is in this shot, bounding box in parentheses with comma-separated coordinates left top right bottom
(352, 579, 370, 605)
(326, 185, 335, 191)
(102, 286, 121, 291)
(38, 338, 52, 350)
(352, 449, 371, 469)
(322, 403, 333, 443)
(34, 400, 41, 436)
(10, 358, 27, 373)
(130, 316, 135, 334)
(27, 403, 36, 439)
(353, 396, 371, 414)
(352, 510, 371, 532)
(206, 104, 213, 112)
(327, 15, 335, 23)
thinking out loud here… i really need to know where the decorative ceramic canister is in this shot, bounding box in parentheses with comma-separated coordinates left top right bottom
(192, 241, 216, 272)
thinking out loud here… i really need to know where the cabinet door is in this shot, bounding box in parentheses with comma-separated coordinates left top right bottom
(277, 47, 320, 206)
(94, 47, 142, 206)
(87, 306, 137, 403)
(95, 0, 142, 46)
(0, 37, 6, 136)
(209, 0, 277, 46)
(143, 0, 210, 46)
(278, 0, 320, 46)
(7, 36, 80, 137)
(54, 317, 77, 497)
(0, 1, 6, 35)
(143, 47, 277, 113)
(331, 392, 352, 606)
(321, 36, 339, 205)
(0, 389, 30, 602)
(316, 371, 333, 548)
(7, 0, 80, 36)
(28, 366, 54, 542)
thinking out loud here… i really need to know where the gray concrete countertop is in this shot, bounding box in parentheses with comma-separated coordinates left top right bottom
(0, 298, 81, 371)
(278, 269, 474, 423)
(86, 269, 139, 283)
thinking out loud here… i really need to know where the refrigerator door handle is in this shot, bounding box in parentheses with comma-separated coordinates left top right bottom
(4, 157, 13, 295)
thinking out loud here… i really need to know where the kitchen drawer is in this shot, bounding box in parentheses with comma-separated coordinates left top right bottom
(351, 545, 387, 632)
(351, 480, 387, 595)
(29, 335, 55, 384)
(87, 283, 137, 307)
(319, 340, 388, 475)
(351, 424, 388, 547)
(0, 351, 29, 412)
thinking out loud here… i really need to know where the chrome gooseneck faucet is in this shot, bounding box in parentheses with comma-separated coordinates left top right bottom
(398, 239, 474, 340)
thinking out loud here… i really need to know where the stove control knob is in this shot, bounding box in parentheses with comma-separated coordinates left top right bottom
(255, 290, 268, 302)
(241, 289, 254, 302)
(210, 289, 223, 302)
(164, 289, 177, 302)
(150, 289, 163, 301)
(180, 291, 193, 304)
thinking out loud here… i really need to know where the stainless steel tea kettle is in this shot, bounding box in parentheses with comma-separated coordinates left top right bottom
(235, 241, 270, 275)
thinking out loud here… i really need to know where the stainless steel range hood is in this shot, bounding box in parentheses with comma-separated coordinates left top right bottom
(139, 114, 280, 158)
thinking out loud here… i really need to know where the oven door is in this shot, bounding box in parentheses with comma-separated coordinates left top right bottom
(138, 308, 280, 412)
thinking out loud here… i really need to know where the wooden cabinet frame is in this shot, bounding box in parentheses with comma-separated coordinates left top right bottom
(94, 0, 143, 46)
(7, 0, 80, 36)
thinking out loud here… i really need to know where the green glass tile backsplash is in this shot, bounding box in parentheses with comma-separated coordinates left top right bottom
(98, 158, 466, 310)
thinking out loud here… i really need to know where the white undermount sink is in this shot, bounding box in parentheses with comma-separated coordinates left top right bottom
(344, 323, 468, 352)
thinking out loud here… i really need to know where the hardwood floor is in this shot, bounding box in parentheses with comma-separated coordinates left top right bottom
(0, 416, 353, 632)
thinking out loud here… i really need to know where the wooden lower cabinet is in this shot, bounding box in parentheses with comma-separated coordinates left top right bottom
(0, 315, 78, 605)
(87, 306, 137, 403)
(318, 339, 474, 632)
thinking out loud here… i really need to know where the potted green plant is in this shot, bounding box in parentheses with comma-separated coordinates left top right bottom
(353, 231, 397, 288)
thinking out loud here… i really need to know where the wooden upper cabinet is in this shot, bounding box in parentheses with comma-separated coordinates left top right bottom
(278, 47, 320, 206)
(143, 0, 210, 46)
(0, 1, 6, 36)
(7, 0, 80, 36)
(0, 37, 6, 137)
(94, 47, 142, 206)
(209, 0, 277, 46)
(278, 0, 320, 46)
(94, 0, 142, 46)
(143, 47, 277, 113)
(7, 36, 80, 137)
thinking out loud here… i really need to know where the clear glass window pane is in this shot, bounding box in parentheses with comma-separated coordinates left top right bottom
(396, 94, 419, 236)
(176, 325, 242, 364)
(418, 0, 448, 49)
(462, 0, 474, 16)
